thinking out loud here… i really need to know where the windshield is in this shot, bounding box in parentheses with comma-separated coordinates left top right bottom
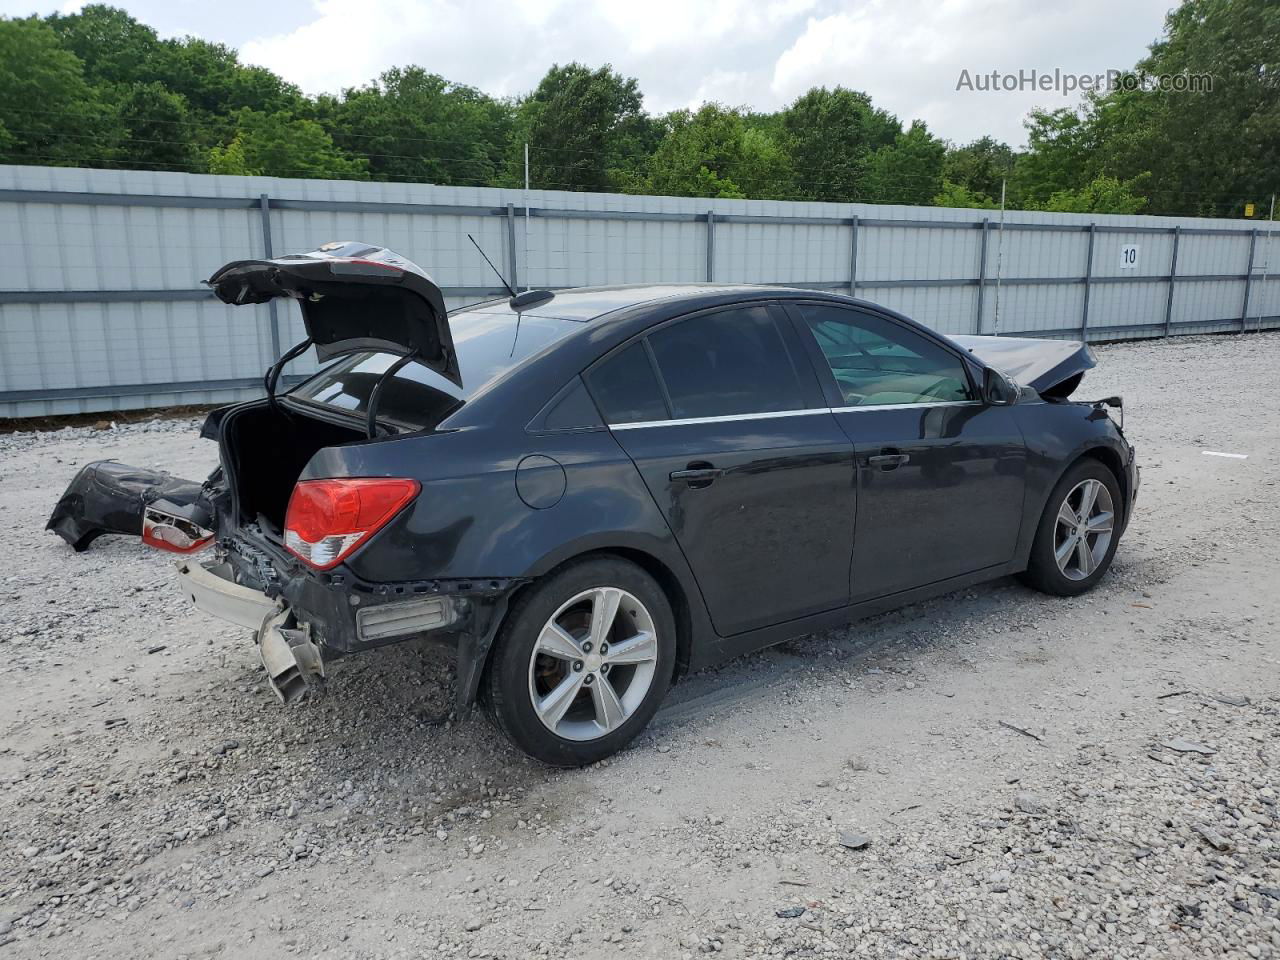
(290, 308, 583, 427)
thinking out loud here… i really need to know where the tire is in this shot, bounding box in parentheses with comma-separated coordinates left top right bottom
(485, 556, 676, 766)
(1020, 458, 1123, 597)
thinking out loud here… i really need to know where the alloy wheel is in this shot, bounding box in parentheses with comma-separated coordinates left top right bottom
(1053, 478, 1115, 581)
(527, 587, 659, 741)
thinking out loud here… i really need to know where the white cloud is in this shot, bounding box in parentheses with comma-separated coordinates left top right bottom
(771, 0, 1174, 147)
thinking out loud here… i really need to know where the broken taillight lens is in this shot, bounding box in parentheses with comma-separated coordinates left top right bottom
(283, 478, 420, 570)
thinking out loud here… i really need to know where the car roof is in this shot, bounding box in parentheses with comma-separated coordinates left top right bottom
(458, 283, 830, 324)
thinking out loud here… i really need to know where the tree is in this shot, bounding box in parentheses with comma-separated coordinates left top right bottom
(780, 87, 899, 201)
(513, 63, 659, 192)
(210, 110, 367, 179)
(933, 180, 998, 209)
(113, 82, 200, 170)
(645, 104, 792, 199)
(862, 121, 946, 205)
(45, 4, 161, 88)
(941, 136, 1015, 202)
(155, 37, 304, 123)
(334, 68, 510, 185)
(1043, 175, 1148, 214)
(0, 17, 106, 166)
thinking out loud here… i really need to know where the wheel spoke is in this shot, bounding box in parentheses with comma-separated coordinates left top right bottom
(604, 630, 657, 665)
(1078, 479, 1100, 519)
(1086, 510, 1114, 534)
(536, 622, 582, 662)
(1055, 534, 1077, 567)
(536, 672, 585, 728)
(588, 587, 623, 646)
(1075, 535, 1095, 576)
(590, 673, 626, 730)
(1057, 500, 1079, 528)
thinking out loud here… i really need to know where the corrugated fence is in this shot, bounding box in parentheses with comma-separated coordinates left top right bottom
(1, 164, 1276, 418)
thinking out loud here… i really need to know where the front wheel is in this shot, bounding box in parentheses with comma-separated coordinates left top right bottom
(485, 557, 675, 766)
(1020, 459, 1122, 597)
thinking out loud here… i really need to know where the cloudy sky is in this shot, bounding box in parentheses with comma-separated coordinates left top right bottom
(7, 0, 1176, 147)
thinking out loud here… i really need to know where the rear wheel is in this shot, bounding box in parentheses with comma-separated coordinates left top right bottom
(485, 557, 675, 766)
(1021, 459, 1122, 596)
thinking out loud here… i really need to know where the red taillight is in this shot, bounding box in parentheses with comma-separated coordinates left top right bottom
(284, 478, 420, 570)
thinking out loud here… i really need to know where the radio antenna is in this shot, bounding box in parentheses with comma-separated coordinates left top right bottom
(467, 234, 516, 298)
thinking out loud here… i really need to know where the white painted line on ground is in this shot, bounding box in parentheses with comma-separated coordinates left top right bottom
(1202, 451, 1249, 459)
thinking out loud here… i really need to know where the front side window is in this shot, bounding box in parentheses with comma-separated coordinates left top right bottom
(646, 306, 806, 419)
(794, 304, 974, 407)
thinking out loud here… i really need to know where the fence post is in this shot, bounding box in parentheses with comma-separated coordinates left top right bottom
(505, 203, 519, 291)
(706, 210, 715, 282)
(258, 193, 282, 358)
(1080, 223, 1096, 340)
(975, 217, 990, 334)
(1163, 225, 1181, 337)
(1241, 228, 1258, 333)
(849, 214, 859, 297)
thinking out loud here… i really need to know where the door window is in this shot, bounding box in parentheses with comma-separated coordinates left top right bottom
(647, 306, 806, 419)
(794, 304, 974, 407)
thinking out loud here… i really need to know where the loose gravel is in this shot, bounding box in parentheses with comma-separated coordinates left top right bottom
(0, 332, 1277, 959)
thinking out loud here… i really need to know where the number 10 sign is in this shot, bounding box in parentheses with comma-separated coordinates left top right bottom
(1119, 244, 1140, 269)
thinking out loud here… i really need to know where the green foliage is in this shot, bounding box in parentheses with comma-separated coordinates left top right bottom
(1042, 175, 1148, 214)
(779, 87, 899, 201)
(114, 82, 200, 170)
(933, 180, 997, 209)
(333, 68, 508, 185)
(0, 17, 106, 165)
(513, 63, 659, 192)
(645, 104, 792, 199)
(942, 136, 1014, 201)
(212, 110, 367, 179)
(862, 122, 947, 205)
(45, 4, 161, 88)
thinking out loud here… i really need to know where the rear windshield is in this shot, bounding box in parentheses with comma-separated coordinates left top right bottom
(290, 308, 581, 427)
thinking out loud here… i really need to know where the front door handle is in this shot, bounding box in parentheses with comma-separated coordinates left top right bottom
(670, 463, 724, 488)
(868, 452, 910, 470)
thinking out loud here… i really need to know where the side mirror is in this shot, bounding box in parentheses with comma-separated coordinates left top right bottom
(983, 367, 1019, 405)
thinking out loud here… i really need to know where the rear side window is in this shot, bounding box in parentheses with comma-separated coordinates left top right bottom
(585, 342, 668, 425)
(647, 306, 805, 419)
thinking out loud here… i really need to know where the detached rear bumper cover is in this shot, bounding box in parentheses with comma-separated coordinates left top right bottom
(47, 460, 213, 551)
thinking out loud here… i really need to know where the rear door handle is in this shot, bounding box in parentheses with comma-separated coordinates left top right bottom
(868, 452, 910, 470)
(670, 465, 724, 487)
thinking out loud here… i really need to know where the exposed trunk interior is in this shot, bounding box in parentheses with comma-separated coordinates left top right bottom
(221, 403, 365, 531)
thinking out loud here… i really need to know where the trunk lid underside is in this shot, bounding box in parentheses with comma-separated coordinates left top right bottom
(206, 241, 461, 386)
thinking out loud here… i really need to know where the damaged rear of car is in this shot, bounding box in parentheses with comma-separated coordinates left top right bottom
(51, 242, 547, 705)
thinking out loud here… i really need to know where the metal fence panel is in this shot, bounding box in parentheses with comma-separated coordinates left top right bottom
(1, 163, 1276, 417)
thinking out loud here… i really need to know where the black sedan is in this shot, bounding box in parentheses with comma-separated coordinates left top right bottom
(49, 243, 1138, 766)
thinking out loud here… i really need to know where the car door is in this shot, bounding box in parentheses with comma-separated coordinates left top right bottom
(783, 301, 1027, 603)
(584, 302, 857, 637)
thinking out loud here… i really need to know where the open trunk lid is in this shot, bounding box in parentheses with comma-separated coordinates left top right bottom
(206, 241, 460, 387)
(950, 335, 1095, 397)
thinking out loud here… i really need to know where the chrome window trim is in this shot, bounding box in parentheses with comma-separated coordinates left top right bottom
(827, 400, 982, 413)
(608, 399, 982, 430)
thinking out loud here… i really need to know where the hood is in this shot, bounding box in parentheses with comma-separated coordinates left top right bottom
(206, 241, 459, 387)
(950, 335, 1095, 398)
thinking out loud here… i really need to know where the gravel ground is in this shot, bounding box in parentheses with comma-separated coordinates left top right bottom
(0, 332, 1277, 960)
